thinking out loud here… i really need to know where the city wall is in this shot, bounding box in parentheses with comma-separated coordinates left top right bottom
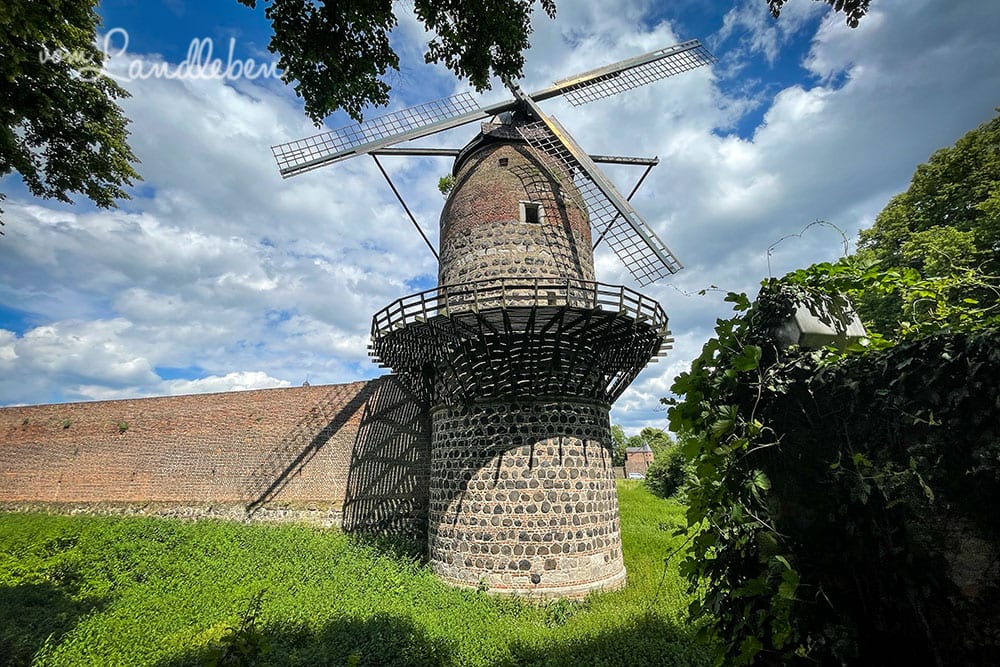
(0, 376, 430, 534)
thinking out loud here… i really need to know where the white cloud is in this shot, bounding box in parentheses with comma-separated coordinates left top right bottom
(714, 0, 825, 65)
(0, 330, 18, 362)
(1, 0, 998, 432)
(160, 371, 290, 396)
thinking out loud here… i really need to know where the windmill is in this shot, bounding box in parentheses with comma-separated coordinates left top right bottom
(272, 39, 714, 286)
(270, 39, 715, 597)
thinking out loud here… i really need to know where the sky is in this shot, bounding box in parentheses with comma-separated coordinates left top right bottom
(1, 0, 999, 432)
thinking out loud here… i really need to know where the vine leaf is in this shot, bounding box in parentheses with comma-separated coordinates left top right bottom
(778, 567, 800, 600)
(733, 345, 762, 371)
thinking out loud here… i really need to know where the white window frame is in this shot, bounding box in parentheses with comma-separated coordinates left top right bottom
(519, 201, 544, 224)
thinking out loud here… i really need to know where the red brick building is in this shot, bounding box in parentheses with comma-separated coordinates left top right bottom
(624, 443, 654, 478)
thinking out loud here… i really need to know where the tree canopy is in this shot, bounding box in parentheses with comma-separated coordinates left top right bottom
(625, 427, 674, 454)
(855, 110, 1000, 332)
(859, 111, 1000, 274)
(237, 0, 557, 124)
(768, 0, 871, 28)
(0, 0, 138, 231)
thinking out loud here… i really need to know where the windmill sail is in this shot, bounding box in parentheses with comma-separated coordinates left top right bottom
(550, 39, 716, 107)
(270, 39, 715, 284)
(271, 40, 715, 179)
(513, 88, 682, 285)
(272, 93, 486, 177)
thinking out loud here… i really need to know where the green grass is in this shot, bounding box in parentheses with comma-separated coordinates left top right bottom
(0, 481, 711, 666)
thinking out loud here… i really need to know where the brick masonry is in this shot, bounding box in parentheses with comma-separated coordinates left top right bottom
(439, 141, 594, 287)
(625, 448, 655, 478)
(0, 376, 430, 532)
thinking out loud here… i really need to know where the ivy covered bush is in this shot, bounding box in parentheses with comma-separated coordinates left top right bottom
(668, 263, 1000, 665)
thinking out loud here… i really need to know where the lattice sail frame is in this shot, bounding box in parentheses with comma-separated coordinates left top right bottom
(272, 93, 480, 175)
(270, 39, 717, 283)
(516, 121, 682, 286)
(555, 40, 716, 106)
(270, 40, 715, 180)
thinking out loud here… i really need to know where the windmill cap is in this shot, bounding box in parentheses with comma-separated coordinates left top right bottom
(452, 111, 533, 176)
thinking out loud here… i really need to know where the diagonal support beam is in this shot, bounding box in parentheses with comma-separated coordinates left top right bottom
(370, 155, 438, 260)
(592, 160, 657, 251)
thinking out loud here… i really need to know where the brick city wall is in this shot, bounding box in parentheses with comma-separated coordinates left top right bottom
(0, 376, 430, 532)
(625, 450, 655, 478)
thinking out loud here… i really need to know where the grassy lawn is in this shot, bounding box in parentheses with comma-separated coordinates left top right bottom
(0, 481, 710, 666)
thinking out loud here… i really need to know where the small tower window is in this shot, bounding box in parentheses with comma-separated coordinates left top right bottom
(520, 201, 543, 224)
(498, 157, 509, 167)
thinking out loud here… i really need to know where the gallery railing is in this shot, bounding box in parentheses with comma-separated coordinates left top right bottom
(371, 277, 668, 338)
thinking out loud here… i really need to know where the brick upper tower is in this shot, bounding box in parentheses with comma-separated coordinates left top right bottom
(370, 114, 671, 598)
(438, 119, 594, 286)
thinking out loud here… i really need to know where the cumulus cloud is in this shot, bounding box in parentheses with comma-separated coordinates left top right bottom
(160, 371, 291, 396)
(714, 0, 825, 66)
(1, 0, 998, 433)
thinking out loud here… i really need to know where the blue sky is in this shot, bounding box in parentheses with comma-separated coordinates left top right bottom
(2, 0, 999, 432)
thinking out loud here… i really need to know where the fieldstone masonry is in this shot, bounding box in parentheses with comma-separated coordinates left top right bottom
(428, 398, 624, 596)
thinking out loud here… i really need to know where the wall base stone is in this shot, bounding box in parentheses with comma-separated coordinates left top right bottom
(0, 501, 344, 527)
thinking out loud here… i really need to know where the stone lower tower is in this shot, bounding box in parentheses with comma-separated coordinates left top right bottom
(370, 118, 671, 598)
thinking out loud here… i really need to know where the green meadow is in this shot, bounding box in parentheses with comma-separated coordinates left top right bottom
(0, 481, 709, 667)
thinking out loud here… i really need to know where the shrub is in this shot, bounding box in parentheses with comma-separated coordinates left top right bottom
(668, 266, 1000, 665)
(643, 445, 689, 500)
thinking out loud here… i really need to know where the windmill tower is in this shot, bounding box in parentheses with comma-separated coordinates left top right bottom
(271, 40, 714, 597)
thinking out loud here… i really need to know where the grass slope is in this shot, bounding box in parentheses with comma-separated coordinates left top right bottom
(0, 481, 710, 666)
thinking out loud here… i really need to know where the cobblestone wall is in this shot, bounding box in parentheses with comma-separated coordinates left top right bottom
(428, 397, 625, 598)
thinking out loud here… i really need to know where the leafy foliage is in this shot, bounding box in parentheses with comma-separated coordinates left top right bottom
(643, 442, 691, 500)
(668, 264, 1000, 665)
(857, 111, 1000, 332)
(784, 256, 1000, 342)
(237, 0, 556, 124)
(0, 0, 139, 229)
(626, 427, 674, 455)
(437, 175, 455, 197)
(611, 424, 627, 467)
(767, 0, 871, 27)
(203, 590, 270, 666)
(666, 111, 1000, 665)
